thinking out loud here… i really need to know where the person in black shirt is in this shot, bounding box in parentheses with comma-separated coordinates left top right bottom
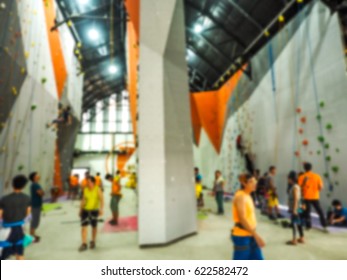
(0, 175, 31, 260)
(29, 172, 44, 243)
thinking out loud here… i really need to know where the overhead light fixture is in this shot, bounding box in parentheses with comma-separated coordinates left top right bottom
(78, 0, 89, 5)
(88, 28, 100, 40)
(194, 24, 203, 34)
(109, 65, 118, 74)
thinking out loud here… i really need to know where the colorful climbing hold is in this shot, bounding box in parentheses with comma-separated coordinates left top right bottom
(31, 105, 37, 111)
(300, 117, 306, 124)
(324, 143, 330, 149)
(18, 165, 24, 171)
(294, 151, 300, 157)
(316, 115, 322, 121)
(299, 128, 304, 134)
(332, 166, 339, 173)
(41, 78, 47, 84)
(326, 156, 331, 162)
(320, 101, 325, 108)
(11, 87, 18, 95)
(278, 15, 285, 22)
(326, 123, 333, 130)
(302, 139, 309, 146)
(317, 136, 324, 143)
(335, 148, 340, 153)
(264, 30, 270, 37)
(324, 173, 329, 178)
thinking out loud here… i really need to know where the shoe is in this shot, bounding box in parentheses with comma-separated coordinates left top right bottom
(33, 236, 41, 243)
(108, 220, 118, 226)
(89, 241, 95, 250)
(297, 238, 305, 244)
(78, 243, 88, 252)
(286, 240, 297, 245)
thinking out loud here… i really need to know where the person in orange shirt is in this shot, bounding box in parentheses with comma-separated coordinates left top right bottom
(80, 172, 90, 200)
(105, 170, 122, 226)
(298, 162, 327, 230)
(68, 174, 79, 200)
(95, 172, 103, 192)
(231, 173, 265, 260)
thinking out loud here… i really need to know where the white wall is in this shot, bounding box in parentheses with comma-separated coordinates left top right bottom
(194, 2, 347, 209)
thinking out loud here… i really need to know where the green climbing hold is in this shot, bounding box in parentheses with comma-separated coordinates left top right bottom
(316, 115, 322, 121)
(332, 166, 339, 173)
(335, 148, 340, 153)
(17, 165, 24, 171)
(324, 143, 330, 149)
(326, 156, 331, 162)
(317, 150, 321, 155)
(41, 78, 47, 84)
(31, 105, 37, 111)
(326, 124, 333, 130)
(317, 136, 325, 143)
(320, 101, 325, 108)
(324, 173, 329, 178)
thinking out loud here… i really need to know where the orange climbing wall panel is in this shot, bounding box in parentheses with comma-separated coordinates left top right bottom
(125, 0, 140, 37)
(127, 22, 139, 137)
(43, 0, 67, 99)
(191, 69, 244, 153)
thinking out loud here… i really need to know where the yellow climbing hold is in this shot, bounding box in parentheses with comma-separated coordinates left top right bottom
(278, 15, 285, 22)
(21, 67, 26, 74)
(297, 0, 304, 3)
(11, 87, 18, 95)
(25, 52, 30, 59)
(75, 49, 80, 55)
(67, 20, 73, 27)
(77, 42, 82, 48)
(264, 30, 270, 37)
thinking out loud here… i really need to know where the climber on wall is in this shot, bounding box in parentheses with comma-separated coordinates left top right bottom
(236, 134, 244, 155)
(46, 104, 72, 131)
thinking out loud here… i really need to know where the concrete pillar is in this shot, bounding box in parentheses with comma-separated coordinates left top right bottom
(138, 0, 197, 246)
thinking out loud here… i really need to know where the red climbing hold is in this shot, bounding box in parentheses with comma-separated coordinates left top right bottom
(295, 151, 300, 157)
(300, 117, 306, 124)
(302, 140, 309, 146)
(299, 128, 304, 134)
(296, 108, 302, 113)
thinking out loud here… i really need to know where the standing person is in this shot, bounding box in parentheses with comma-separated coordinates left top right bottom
(80, 171, 90, 199)
(213, 170, 225, 215)
(195, 177, 204, 209)
(29, 172, 44, 243)
(105, 171, 122, 226)
(0, 175, 31, 260)
(231, 173, 265, 260)
(286, 171, 304, 245)
(68, 174, 79, 200)
(298, 162, 327, 231)
(194, 167, 202, 182)
(327, 200, 347, 227)
(252, 169, 260, 206)
(266, 166, 281, 220)
(79, 176, 104, 252)
(95, 172, 103, 192)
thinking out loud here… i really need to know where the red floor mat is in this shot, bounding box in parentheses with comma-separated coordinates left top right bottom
(101, 216, 138, 233)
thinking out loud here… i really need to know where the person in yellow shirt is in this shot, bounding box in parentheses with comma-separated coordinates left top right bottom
(95, 172, 103, 191)
(298, 162, 327, 230)
(106, 170, 122, 226)
(231, 173, 265, 260)
(78, 176, 104, 252)
(195, 178, 203, 208)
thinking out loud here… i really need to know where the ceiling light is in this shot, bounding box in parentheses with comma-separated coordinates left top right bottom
(88, 28, 100, 40)
(78, 0, 89, 5)
(194, 24, 203, 34)
(109, 65, 118, 74)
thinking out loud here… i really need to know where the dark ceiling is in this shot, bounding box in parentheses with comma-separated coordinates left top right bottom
(55, 0, 341, 113)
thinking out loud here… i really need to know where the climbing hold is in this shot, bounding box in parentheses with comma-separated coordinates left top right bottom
(320, 101, 325, 108)
(20, 67, 26, 74)
(324, 143, 330, 149)
(335, 181, 339, 186)
(324, 173, 329, 178)
(25, 52, 29, 59)
(67, 20, 73, 27)
(297, 0, 304, 3)
(317, 136, 324, 143)
(309, 151, 313, 155)
(335, 148, 340, 153)
(264, 30, 270, 37)
(326, 123, 333, 130)
(296, 108, 302, 113)
(326, 156, 331, 162)
(278, 15, 285, 23)
(300, 117, 306, 124)
(11, 87, 18, 95)
(332, 166, 339, 173)
(294, 151, 300, 157)
(316, 115, 322, 121)
(17, 165, 24, 171)
(31, 104, 37, 111)
(298, 128, 304, 134)
(41, 78, 47, 84)
(302, 139, 309, 146)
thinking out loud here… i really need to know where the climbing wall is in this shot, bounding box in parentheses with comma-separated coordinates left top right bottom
(0, 0, 83, 195)
(194, 1, 347, 209)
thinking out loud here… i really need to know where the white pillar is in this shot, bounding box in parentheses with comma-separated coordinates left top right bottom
(138, 0, 197, 246)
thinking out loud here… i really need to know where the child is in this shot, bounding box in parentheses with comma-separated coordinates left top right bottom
(0, 175, 31, 260)
(328, 200, 347, 227)
(286, 171, 304, 245)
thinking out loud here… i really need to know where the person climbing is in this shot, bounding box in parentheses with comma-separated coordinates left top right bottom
(286, 171, 305, 245)
(298, 162, 327, 231)
(29, 172, 44, 243)
(80, 171, 90, 199)
(236, 134, 244, 155)
(231, 173, 265, 260)
(79, 176, 104, 252)
(213, 170, 225, 215)
(327, 199, 347, 227)
(266, 166, 281, 220)
(68, 174, 79, 200)
(46, 104, 72, 131)
(106, 171, 122, 226)
(195, 177, 204, 209)
(0, 175, 31, 260)
(95, 172, 103, 192)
